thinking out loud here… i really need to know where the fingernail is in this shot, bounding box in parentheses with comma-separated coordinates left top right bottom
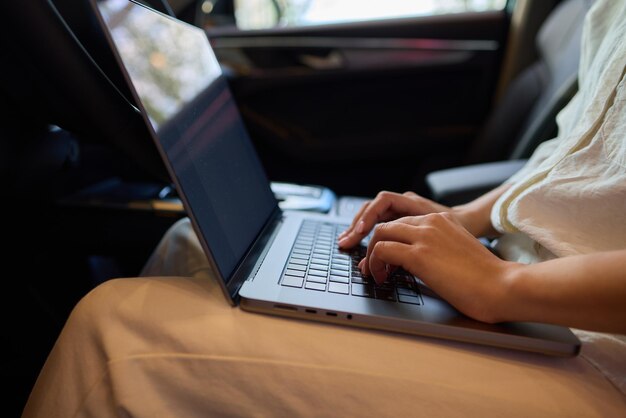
(356, 221, 365, 234)
(338, 230, 347, 239)
(338, 237, 349, 247)
(358, 258, 365, 269)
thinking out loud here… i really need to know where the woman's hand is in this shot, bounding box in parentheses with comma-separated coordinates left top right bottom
(359, 212, 518, 323)
(337, 191, 451, 249)
(338, 185, 512, 250)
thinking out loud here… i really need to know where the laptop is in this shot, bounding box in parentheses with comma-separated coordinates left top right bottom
(92, 0, 581, 357)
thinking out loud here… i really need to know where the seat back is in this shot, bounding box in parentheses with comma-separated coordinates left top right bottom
(466, 0, 592, 163)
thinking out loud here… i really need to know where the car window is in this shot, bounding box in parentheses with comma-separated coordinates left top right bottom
(232, 0, 508, 30)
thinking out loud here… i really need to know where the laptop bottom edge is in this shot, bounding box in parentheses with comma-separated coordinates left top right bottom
(239, 297, 581, 357)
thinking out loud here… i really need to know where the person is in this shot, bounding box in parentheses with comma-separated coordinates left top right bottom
(22, 0, 626, 416)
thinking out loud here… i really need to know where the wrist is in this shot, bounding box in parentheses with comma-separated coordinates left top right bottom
(494, 261, 534, 323)
(464, 259, 524, 324)
(450, 184, 510, 237)
(451, 205, 492, 237)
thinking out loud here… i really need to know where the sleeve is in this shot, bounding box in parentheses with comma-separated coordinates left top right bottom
(503, 136, 562, 185)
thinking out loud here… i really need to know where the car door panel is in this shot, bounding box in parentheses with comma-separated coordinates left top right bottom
(210, 11, 509, 196)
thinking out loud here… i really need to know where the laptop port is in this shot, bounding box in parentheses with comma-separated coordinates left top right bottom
(274, 304, 297, 312)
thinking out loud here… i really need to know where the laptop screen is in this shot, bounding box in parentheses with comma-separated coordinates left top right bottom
(96, 0, 277, 281)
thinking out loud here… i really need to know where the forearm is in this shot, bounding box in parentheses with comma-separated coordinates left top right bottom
(501, 249, 626, 333)
(451, 184, 511, 238)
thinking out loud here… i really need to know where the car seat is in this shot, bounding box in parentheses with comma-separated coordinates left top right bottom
(426, 0, 593, 205)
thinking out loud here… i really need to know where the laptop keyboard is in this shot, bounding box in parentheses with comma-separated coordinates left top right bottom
(280, 220, 423, 305)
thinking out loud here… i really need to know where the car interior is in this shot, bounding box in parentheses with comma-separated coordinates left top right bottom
(1, 0, 588, 414)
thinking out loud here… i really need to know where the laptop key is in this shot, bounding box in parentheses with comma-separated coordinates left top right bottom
(333, 252, 352, 264)
(306, 275, 327, 284)
(309, 263, 329, 272)
(330, 264, 349, 271)
(332, 263, 350, 271)
(286, 263, 306, 271)
(351, 269, 363, 278)
(398, 294, 422, 305)
(284, 269, 305, 278)
(330, 269, 349, 277)
(328, 282, 349, 295)
(281, 276, 304, 288)
(305, 281, 326, 291)
(329, 275, 349, 284)
(351, 283, 375, 298)
(397, 287, 420, 296)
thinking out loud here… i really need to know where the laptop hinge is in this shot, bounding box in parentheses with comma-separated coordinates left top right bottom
(228, 207, 284, 304)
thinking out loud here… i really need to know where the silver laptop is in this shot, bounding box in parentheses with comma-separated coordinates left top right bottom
(93, 0, 580, 357)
